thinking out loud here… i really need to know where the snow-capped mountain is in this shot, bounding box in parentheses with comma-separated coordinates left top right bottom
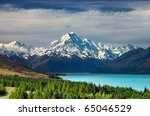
(0, 32, 137, 60)
(45, 32, 99, 59)
(0, 41, 30, 59)
(44, 32, 137, 60)
(0, 41, 45, 59)
(0, 32, 139, 73)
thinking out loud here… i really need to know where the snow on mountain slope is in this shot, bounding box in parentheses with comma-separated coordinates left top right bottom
(0, 32, 138, 60)
(0, 41, 30, 59)
(45, 32, 99, 58)
(97, 43, 137, 60)
(45, 32, 137, 60)
(0, 41, 47, 59)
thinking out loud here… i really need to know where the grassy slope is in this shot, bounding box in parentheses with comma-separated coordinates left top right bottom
(0, 55, 48, 78)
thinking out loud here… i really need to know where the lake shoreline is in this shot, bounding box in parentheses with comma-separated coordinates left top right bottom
(58, 73, 150, 76)
(60, 74, 150, 91)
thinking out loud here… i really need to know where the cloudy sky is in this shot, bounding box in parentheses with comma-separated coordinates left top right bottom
(0, 0, 150, 48)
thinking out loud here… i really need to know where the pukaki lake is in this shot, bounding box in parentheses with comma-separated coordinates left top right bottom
(61, 74, 150, 91)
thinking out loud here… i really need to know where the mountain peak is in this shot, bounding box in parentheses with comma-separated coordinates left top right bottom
(126, 44, 137, 49)
(47, 32, 138, 60)
(60, 32, 82, 44)
(9, 41, 25, 47)
(69, 32, 75, 35)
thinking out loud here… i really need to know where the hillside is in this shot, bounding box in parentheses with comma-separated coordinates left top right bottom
(95, 47, 150, 74)
(0, 55, 48, 78)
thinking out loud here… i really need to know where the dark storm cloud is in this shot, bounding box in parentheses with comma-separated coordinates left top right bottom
(0, 0, 136, 12)
(0, 0, 150, 48)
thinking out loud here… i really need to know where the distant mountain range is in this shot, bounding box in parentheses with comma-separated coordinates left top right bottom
(0, 32, 137, 60)
(1, 32, 148, 74)
(0, 55, 48, 78)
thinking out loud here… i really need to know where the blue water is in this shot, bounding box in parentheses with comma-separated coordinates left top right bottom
(61, 74, 150, 91)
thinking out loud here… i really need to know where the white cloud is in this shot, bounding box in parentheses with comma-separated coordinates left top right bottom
(0, 8, 150, 48)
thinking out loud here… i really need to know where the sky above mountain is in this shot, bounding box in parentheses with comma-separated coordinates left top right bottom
(0, 0, 150, 48)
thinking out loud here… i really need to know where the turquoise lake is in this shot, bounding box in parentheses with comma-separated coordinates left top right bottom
(61, 75, 150, 91)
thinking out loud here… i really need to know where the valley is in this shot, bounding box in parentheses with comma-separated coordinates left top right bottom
(0, 33, 150, 99)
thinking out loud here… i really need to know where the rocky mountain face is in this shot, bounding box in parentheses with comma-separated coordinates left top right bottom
(95, 48, 150, 74)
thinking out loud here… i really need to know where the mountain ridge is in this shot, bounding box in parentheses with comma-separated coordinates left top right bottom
(0, 32, 141, 73)
(0, 32, 137, 60)
(95, 47, 150, 74)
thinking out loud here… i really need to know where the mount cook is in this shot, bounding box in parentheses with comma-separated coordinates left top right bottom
(0, 32, 138, 73)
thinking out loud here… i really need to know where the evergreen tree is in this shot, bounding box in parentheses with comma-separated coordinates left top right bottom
(0, 84, 6, 96)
